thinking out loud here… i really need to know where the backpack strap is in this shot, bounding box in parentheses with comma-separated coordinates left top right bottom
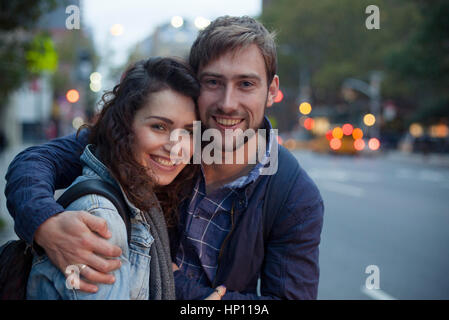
(56, 179, 132, 244)
(262, 145, 301, 243)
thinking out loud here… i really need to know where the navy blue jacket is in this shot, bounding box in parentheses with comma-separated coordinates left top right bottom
(5, 130, 324, 300)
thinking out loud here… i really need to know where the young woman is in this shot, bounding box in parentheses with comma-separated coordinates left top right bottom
(26, 57, 219, 299)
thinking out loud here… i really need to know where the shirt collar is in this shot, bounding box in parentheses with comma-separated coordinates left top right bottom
(197, 116, 274, 191)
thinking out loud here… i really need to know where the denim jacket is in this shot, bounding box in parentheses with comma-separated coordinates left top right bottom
(26, 145, 154, 300)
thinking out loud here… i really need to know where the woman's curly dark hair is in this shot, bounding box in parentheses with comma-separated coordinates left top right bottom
(81, 57, 200, 227)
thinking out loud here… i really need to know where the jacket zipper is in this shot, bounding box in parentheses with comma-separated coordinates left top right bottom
(213, 201, 235, 288)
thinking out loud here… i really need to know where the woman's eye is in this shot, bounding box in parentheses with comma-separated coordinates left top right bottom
(151, 124, 166, 131)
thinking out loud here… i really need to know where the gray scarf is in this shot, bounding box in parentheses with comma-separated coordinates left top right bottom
(143, 192, 176, 300)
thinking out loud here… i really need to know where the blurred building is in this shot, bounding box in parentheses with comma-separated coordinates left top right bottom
(128, 18, 200, 63)
(150, 19, 198, 58)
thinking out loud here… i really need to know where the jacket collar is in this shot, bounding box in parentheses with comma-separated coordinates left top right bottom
(80, 144, 143, 218)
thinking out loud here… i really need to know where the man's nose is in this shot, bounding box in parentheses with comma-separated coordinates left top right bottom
(219, 85, 238, 114)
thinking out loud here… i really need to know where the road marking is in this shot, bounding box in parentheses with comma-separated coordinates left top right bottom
(361, 286, 397, 300)
(320, 181, 365, 197)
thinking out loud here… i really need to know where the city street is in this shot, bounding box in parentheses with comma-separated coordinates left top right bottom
(292, 150, 449, 299)
(1, 146, 448, 299)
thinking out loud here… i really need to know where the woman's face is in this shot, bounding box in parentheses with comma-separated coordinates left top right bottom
(132, 89, 196, 186)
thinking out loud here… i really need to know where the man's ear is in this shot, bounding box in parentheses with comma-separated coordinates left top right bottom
(266, 75, 280, 108)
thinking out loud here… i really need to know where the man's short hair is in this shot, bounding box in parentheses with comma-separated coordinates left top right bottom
(189, 15, 277, 84)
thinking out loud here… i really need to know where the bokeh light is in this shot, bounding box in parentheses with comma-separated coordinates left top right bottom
(342, 123, 354, 136)
(90, 82, 101, 92)
(194, 17, 210, 29)
(409, 123, 424, 137)
(66, 89, 79, 103)
(368, 138, 380, 150)
(274, 89, 283, 103)
(332, 127, 343, 139)
(89, 72, 101, 83)
(299, 102, 312, 115)
(330, 138, 342, 150)
(364, 113, 376, 126)
(110, 24, 124, 36)
(354, 139, 365, 151)
(72, 116, 84, 129)
(352, 128, 364, 140)
(304, 118, 315, 130)
(171, 16, 184, 28)
(325, 129, 333, 141)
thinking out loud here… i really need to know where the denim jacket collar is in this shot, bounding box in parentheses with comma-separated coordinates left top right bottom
(80, 144, 142, 218)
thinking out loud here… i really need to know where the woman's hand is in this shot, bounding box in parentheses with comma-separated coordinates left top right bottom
(204, 285, 226, 300)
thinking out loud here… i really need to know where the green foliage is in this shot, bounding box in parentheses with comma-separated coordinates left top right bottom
(26, 33, 58, 74)
(0, 0, 58, 105)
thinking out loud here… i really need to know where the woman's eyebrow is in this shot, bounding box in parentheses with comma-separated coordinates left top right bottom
(145, 116, 173, 124)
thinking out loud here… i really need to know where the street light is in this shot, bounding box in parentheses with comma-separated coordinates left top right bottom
(342, 71, 383, 139)
(194, 17, 210, 29)
(171, 16, 184, 28)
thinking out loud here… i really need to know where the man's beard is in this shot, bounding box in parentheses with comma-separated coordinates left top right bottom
(203, 105, 267, 154)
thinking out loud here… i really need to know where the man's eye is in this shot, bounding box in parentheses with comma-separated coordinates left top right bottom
(240, 81, 254, 88)
(204, 79, 219, 87)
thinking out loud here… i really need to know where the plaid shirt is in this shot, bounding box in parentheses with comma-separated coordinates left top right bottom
(175, 117, 274, 286)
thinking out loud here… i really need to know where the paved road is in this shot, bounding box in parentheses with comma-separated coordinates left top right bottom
(292, 150, 449, 299)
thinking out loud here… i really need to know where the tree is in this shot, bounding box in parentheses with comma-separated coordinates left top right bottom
(387, 0, 449, 125)
(0, 0, 58, 106)
(260, 0, 423, 131)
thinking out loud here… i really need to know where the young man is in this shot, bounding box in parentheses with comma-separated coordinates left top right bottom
(5, 16, 323, 299)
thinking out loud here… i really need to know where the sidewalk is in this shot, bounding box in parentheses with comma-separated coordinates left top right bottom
(0, 144, 31, 244)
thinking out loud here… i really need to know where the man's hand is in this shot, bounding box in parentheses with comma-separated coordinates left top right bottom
(205, 285, 226, 300)
(34, 210, 123, 293)
(172, 262, 226, 300)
